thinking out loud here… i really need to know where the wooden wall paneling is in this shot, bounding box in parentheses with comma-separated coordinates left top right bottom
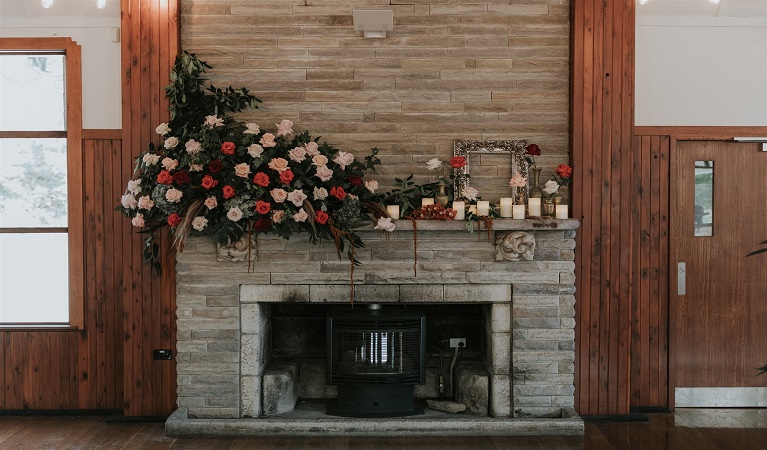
(571, 0, 635, 416)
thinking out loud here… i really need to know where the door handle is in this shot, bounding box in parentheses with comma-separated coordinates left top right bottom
(678, 262, 686, 296)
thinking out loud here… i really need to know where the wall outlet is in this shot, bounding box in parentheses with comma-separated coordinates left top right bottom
(449, 338, 466, 348)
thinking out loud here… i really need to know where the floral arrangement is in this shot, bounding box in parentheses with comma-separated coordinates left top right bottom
(117, 52, 385, 270)
(554, 164, 573, 187)
(409, 204, 457, 221)
(524, 143, 541, 169)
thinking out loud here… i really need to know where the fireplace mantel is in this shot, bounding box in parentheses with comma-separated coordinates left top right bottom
(169, 218, 582, 436)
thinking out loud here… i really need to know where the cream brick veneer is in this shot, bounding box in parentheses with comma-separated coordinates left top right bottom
(175, 219, 578, 419)
(180, 0, 570, 201)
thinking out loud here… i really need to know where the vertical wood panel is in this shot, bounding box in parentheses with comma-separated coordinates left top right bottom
(571, 0, 635, 416)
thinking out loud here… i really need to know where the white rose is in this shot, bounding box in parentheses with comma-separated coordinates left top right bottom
(127, 179, 141, 195)
(543, 180, 560, 196)
(248, 144, 264, 158)
(270, 188, 288, 203)
(189, 164, 204, 172)
(204, 197, 218, 210)
(305, 141, 320, 156)
(287, 189, 307, 207)
(426, 158, 442, 171)
(185, 139, 202, 155)
(364, 179, 379, 194)
(244, 123, 260, 134)
(272, 209, 284, 224)
(137, 195, 154, 210)
(192, 216, 208, 231)
(508, 173, 527, 188)
(155, 123, 170, 135)
(374, 217, 396, 232)
(142, 153, 160, 165)
(315, 165, 333, 182)
(288, 146, 307, 163)
(292, 208, 308, 222)
(313, 187, 328, 200)
(131, 213, 145, 228)
(164, 136, 179, 149)
(234, 163, 252, 178)
(165, 187, 183, 203)
(227, 207, 243, 222)
(462, 186, 479, 202)
(204, 115, 224, 128)
(121, 193, 137, 209)
(161, 157, 178, 171)
(312, 154, 328, 166)
(276, 119, 294, 137)
(267, 157, 290, 173)
(333, 151, 355, 170)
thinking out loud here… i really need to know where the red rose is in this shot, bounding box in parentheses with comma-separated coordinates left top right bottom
(201, 175, 218, 190)
(525, 143, 541, 156)
(167, 213, 181, 227)
(449, 156, 467, 169)
(253, 172, 270, 187)
(221, 141, 236, 155)
(174, 170, 190, 185)
(556, 164, 573, 179)
(253, 218, 271, 231)
(279, 169, 294, 185)
(348, 176, 363, 186)
(315, 210, 329, 225)
(329, 186, 346, 201)
(157, 170, 174, 185)
(223, 185, 236, 199)
(208, 160, 223, 173)
(255, 200, 271, 215)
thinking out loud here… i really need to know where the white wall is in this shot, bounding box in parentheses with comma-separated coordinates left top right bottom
(1, 17, 121, 129)
(636, 17, 767, 126)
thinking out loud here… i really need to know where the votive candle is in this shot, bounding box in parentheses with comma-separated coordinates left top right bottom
(499, 198, 513, 218)
(556, 205, 569, 219)
(452, 201, 465, 220)
(477, 201, 490, 216)
(528, 198, 542, 217)
(512, 204, 526, 220)
(422, 198, 435, 207)
(386, 204, 400, 220)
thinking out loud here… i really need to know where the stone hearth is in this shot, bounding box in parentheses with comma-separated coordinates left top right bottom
(169, 219, 582, 436)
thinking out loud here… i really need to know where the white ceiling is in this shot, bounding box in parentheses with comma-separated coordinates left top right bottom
(637, 0, 767, 17)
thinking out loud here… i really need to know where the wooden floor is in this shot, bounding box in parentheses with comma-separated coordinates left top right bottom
(0, 410, 765, 449)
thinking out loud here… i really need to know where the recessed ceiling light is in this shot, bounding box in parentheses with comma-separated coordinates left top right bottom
(41, 0, 53, 8)
(639, 0, 649, 5)
(96, 0, 106, 8)
(709, 0, 720, 4)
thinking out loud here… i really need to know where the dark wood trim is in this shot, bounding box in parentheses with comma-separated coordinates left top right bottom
(82, 129, 122, 140)
(0, 131, 67, 138)
(635, 126, 767, 140)
(0, 228, 68, 233)
(0, 326, 79, 332)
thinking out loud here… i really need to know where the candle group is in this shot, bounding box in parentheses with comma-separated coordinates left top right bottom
(512, 204, 526, 220)
(476, 201, 490, 216)
(499, 198, 513, 218)
(386, 204, 400, 220)
(452, 201, 465, 220)
(555, 205, 568, 219)
(528, 198, 541, 217)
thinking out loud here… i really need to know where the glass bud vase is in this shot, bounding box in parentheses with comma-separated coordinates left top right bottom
(435, 181, 449, 207)
(528, 167, 543, 199)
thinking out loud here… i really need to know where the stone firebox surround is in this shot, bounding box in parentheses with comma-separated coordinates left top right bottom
(170, 219, 581, 436)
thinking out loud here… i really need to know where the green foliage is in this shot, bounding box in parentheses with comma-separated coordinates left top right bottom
(381, 175, 439, 217)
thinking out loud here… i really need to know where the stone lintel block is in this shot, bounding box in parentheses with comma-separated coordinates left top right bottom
(310, 284, 399, 303)
(480, 261, 544, 273)
(241, 303, 272, 335)
(513, 295, 560, 307)
(491, 303, 511, 333)
(184, 284, 240, 296)
(262, 361, 299, 416)
(445, 284, 511, 303)
(399, 284, 444, 303)
(489, 374, 511, 418)
(186, 407, 239, 419)
(240, 285, 310, 303)
(365, 272, 467, 284)
(271, 273, 364, 284)
(455, 361, 489, 415)
(418, 262, 481, 273)
(513, 351, 574, 364)
(241, 375, 262, 418)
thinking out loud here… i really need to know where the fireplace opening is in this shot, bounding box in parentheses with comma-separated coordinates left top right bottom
(326, 305, 426, 417)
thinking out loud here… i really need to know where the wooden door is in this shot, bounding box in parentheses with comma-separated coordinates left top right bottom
(671, 141, 767, 407)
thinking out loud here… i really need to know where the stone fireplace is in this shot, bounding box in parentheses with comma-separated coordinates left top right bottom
(167, 219, 582, 436)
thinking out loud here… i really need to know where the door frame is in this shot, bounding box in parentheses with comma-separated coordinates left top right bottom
(651, 126, 767, 409)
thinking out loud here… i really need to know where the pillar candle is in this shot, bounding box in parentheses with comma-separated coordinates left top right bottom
(477, 201, 490, 216)
(452, 201, 465, 220)
(499, 198, 513, 218)
(386, 204, 400, 220)
(421, 198, 435, 207)
(468, 205, 477, 215)
(512, 204, 526, 220)
(556, 205, 568, 219)
(528, 198, 542, 217)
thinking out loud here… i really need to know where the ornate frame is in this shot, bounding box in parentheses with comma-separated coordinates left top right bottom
(453, 140, 528, 204)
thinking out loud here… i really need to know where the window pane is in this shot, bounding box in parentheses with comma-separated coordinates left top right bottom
(0, 138, 68, 228)
(694, 161, 714, 237)
(0, 233, 69, 323)
(0, 54, 66, 131)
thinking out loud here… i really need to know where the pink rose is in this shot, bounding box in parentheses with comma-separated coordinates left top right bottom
(244, 123, 260, 134)
(161, 157, 178, 171)
(204, 115, 224, 128)
(292, 208, 308, 222)
(164, 136, 179, 149)
(260, 133, 277, 148)
(509, 173, 527, 188)
(270, 188, 288, 203)
(248, 144, 264, 158)
(165, 187, 183, 203)
(275, 119, 294, 137)
(364, 179, 379, 193)
(131, 213, 145, 228)
(315, 165, 333, 182)
(192, 216, 208, 231)
(185, 139, 201, 154)
(271, 209, 284, 224)
(227, 207, 243, 222)
(138, 196, 154, 210)
(333, 151, 354, 170)
(268, 157, 290, 173)
(305, 141, 320, 156)
(234, 163, 252, 178)
(288, 146, 307, 163)
(312, 154, 328, 166)
(204, 197, 218, 210)
(313, 187, 328, 200)
(287, 189, 307, 207)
